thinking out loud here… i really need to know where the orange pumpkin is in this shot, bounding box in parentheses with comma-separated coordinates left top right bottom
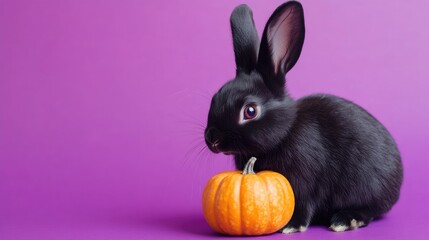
(202, 157, 295, 235)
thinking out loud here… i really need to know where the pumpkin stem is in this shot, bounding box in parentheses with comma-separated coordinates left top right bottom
(242, 157, 257, 175)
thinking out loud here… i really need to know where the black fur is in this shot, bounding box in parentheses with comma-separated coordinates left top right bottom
(230, 5, 260, 74)
(204, 1, 403, 232)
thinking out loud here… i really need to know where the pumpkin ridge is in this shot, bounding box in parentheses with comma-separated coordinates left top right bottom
(240, 175, 248, 234)
(240, 174, 255, 235)
(273, 176, 287, 228)
(274, 175, 294, 226)
(260, 174, 272, 233)
(225, 174, 242, 235)
(213, 174, 232, 234)
(239, 173, 246, 235)
(202, 173, 228, 234)
(233, 174, 242, 235)
(220, 173, 239, 234)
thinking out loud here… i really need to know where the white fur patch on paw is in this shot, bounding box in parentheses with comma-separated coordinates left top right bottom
(299, 226, 308, 232)
(282, 227, 298, 234)
(330, 224, 349, 232)
(281, 226, 308, 234)
(331, 219, 366, 232)
(350, 219, 358, 229)
(350, 219, 365, 229)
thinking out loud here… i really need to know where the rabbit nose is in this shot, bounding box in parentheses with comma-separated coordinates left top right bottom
(212, 139, 220, 147)
(205, 127, 222, 147)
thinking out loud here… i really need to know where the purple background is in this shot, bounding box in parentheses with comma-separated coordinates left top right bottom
(1, 0, 428, 239)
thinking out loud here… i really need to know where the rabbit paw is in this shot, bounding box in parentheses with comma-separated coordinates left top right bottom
(281, 225, 308, 234)
(330, 210, 372, 232)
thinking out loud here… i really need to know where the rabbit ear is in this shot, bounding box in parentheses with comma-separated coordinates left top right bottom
(257, 1, 305, 95)
(230, 5, 260, 74)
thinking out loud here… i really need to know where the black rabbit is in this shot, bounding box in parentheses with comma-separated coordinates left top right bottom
(204, 1, 403, 233)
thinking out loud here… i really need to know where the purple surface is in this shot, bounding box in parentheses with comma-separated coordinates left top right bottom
(1, 0, 428, 239)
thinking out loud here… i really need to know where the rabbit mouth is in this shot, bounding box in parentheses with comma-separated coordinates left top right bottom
(208, 144, 242, 156)
(207, 142, 239, 155)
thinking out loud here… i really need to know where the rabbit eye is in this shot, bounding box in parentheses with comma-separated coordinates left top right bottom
(244, 105, 257, 119)
(239, 103, 260, 124)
